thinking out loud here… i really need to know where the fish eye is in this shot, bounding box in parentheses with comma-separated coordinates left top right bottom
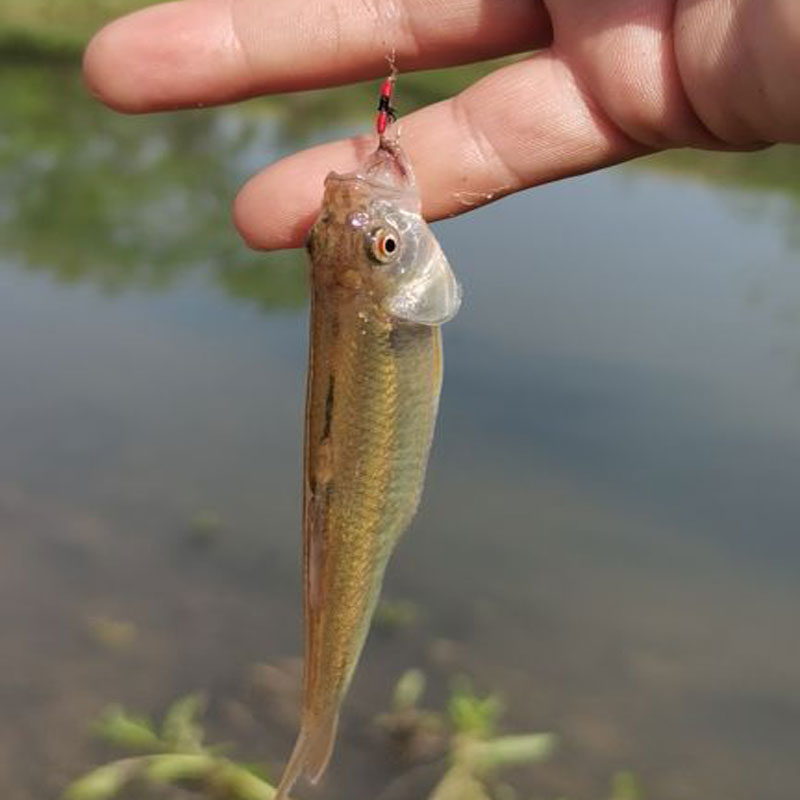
(367, 227, 401, 263)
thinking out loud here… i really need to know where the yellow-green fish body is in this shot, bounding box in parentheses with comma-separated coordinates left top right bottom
(275, 137, 460, 799)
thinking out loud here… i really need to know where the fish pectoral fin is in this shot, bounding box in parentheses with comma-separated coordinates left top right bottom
(273, 710, 340, 799)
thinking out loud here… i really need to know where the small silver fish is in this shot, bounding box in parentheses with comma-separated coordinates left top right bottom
(273, 114, 460, 798)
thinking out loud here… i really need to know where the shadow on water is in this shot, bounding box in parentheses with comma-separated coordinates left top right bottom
(2, 62, 800, 800)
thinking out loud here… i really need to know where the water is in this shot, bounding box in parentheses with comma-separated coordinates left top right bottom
(1, 65, 799, 800)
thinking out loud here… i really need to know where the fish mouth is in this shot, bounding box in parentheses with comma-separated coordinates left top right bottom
(363, 139, 414, 188)
(325, 139, 417, 197)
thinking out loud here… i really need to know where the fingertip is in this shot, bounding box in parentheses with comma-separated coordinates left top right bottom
(83, 13, 146, 113)
(234, 171, 317, 251)
(83, 1, 240, 113)
(234, 140, 367, 251)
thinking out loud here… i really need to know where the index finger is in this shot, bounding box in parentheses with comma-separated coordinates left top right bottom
(84, 0, 551, 112)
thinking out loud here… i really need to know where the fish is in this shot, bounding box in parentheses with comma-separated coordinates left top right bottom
(273, 122, 461, 799)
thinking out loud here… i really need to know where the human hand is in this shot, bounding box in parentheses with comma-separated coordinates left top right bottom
(84, 0, 800, 250)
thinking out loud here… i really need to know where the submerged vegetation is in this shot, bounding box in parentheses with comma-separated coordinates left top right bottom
(65, 695, 276, 800)
(64, 671, 559, 800)
(64, 668, 646, 800)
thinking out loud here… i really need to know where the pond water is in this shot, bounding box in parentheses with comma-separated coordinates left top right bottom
(1, 65, 799, 800)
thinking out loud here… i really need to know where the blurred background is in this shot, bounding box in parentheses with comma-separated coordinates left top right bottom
(2, 3, 800, 799)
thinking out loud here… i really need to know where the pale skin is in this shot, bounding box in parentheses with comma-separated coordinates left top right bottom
(84, 0, 800, 250)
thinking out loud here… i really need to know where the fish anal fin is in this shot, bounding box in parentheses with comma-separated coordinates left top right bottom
(273, 711, 340, 800)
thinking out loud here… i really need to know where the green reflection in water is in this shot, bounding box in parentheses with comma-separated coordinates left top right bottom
(646, 144, 800, 201)
(636, 145, 800, 244)
(0, 60, 500, 311)
(0, 64, 308, 310)
(0, 0, 159, 59)
(3, 60, 800, 312)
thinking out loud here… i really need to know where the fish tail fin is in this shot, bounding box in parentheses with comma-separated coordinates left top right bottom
(305, 708, 339, 784)
(273, 710, 340, 800)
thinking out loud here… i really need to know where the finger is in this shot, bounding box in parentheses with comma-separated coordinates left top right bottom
(675, 0, 800, 144)
(84, 0, 552, 113)
(235, 53, 648, 250)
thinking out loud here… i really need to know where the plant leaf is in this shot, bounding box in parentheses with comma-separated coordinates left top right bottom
(457, 734, 557, 774)
(213, 761, 278, 800)
(161, 694, 206, 752)
(62, 762, 136, 800)
(609, 771, 644, 800)
(429, 767, 492, 800)
(93, 707, 161, 752)
(448, 678, 504, 738)
(145, 753, 212, 784)
(393, 669, 427, 712)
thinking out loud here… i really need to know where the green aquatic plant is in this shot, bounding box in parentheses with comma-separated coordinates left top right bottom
(608, 771, 644, 800)
(64, 694, 281, 800)
(447, 676, 505, 739)
(377, 670, 556, 800)
(65, 670, 558, 800)
(65, 672, 642, 799)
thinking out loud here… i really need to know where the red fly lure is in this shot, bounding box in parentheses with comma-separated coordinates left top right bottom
(375, 72, 396, 139)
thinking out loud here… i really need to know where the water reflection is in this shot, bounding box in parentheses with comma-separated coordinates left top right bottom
(643, 144, 800, 207)
(0, 63, 506, 309)
(0, 65, 308, 308)
(3, 64, 800, 304)
(1, 63, 800, 800)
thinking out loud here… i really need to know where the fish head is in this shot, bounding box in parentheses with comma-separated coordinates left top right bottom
(306, 142, 461, 325)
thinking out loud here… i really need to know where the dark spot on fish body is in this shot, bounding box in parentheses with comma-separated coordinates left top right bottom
(323, 377, 335, 439)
